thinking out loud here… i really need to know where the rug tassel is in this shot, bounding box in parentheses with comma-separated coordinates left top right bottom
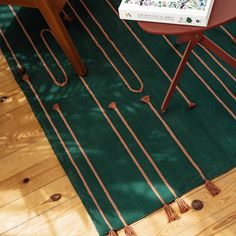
(175, 198, 190, 213)
(124, 225, 137, 236)
(22, 73, 30, 83)
(164, 204, 179, 222)
(108, 102, 117, 109)
(205, 180, 221, 196)
(108, 230, 118, 236)
(140, 95, 150, 104)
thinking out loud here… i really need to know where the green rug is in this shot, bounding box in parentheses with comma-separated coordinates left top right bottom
(0, 0, 235, 235)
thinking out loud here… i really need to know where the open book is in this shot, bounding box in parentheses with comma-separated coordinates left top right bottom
(119, 0, 215, 27)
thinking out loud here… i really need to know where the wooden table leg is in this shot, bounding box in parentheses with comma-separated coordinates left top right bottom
(161, 35, 200, 113)
(36, 1, 87, 76)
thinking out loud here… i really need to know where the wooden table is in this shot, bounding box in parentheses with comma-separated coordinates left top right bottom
(0, 0, 87, 76)
(138, 0, 236, 113)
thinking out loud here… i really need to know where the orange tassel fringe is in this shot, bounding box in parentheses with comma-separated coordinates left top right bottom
(22, 73, 30, 83)
(164, 204, 179, 223)
(140, 95, 150, 104)
(205, 180, 221, 196)
(124, 225, 137, 236)
(175, 198, 190, 213)
(108, 230, 118, 236)
(52, 103, 60, 112)
(108, 102, 117, 110)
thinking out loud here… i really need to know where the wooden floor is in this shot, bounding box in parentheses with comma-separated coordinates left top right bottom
(0, 51, 235, 236)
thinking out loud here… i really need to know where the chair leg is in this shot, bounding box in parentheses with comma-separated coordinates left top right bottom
(161, 36, 200, 113)
(36, 1, 87, 76)
(233, 38, 236, 45)
(200, 35, 236, 69)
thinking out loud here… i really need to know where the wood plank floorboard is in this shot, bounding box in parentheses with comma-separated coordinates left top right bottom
(0, 52, 235, 236)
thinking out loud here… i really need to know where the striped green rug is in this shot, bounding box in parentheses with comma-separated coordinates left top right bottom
(0, 0, 235, 235)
